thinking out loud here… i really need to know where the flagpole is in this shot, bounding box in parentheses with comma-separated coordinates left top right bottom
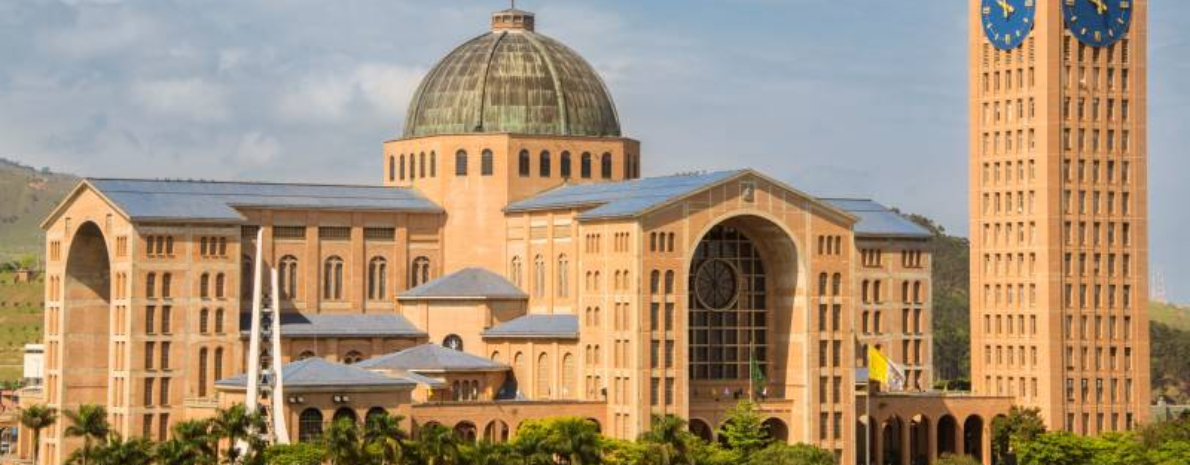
(866, 380, 872, 465)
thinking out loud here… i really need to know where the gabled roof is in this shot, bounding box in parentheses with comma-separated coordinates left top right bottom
(49, 178, 441, 225)
(239, 313, 426, 339)
(820, 199, 932, 239)
(355, 343, 508, 373)
(506, 170, 742, 220)
(399, 268, 526, 300)
(481, 314, 579, 339)
(215, 357, 414, 390)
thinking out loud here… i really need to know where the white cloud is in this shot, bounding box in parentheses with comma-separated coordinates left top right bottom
(275, 63, 423, 123)
(234, 131, 280, 166)
(131, 78, 230, 122)
(354, 63, 425, 119)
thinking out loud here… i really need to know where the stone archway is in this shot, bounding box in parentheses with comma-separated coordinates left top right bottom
(687, 215, 800, 401)
(937, 415, 959, 457)
(762, 417, 789, 443)
(909, 414, 930, 465)
(883, 416, 905, 465)
(963, 415, 984, 460)
(689, 418, 714, 442)
(454, 421, 477, 443)
(61, 221, 112, 411)
(483, 420, 510, 443)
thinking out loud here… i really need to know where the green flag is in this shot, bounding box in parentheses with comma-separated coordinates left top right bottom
(750, 349, 766, 398)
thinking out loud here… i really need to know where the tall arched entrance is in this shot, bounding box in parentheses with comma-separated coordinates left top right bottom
(687, 216, 799, 404)
(62, 221, 112, 409)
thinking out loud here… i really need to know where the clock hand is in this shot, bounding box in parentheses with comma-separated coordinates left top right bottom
(997, 0, 1016, 19)
(1087, 0, 1108, 15)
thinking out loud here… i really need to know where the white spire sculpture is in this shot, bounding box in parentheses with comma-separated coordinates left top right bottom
(241, 228, 290, 455)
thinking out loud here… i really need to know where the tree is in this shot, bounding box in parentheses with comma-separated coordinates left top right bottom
(64, 404, 111, 465)
(639, 415, 696, 465)
(322, 417, 370, 465)
(1090, 432, 1151, 465)
(90, 434, 153, 465)
(459, 441, 518, 465)
(744, 443, 836, 465)
(540, 418, 602, 465)
(717, 401, 770, 455)
(412, 423, 460, 465)
(161, 419, 217, 465)
(935, 453, 981, 465)
(363, 411, 407, 465)
(991, 406, 1045, 462)
(209, 404, 265, 464)
(1015, 431, 1095, 465)
(19, 404, 56, 464)
(262, 443, 326, 465)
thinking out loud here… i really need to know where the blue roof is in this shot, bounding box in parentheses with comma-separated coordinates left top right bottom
(239, 312, 426, 338)
(399, 268, 527, 300)
(506, 170, 744, 220)
(820, 199, 932, 239)
(482, 314, 579, 339)
(86, 178, 441, 222)
(356, 343, 508, 372)
(215, 357, 414, 390)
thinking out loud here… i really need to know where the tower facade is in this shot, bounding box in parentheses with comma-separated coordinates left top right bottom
(969, 0, 1150, 433)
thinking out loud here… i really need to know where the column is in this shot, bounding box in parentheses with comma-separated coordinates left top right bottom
(981, 424, 992, 465)
(955, 424, 964, 460)
(927, 420, 938, 464)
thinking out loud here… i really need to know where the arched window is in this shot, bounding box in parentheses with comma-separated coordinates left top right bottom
(540, 151, 551, 177)
(561, 353, 576, 399)
(410, 256, 431, 287)
(483, 149, 495, 176)
(557, 254, 569, 298)
(913, 281, 923, 303)
(368, 256, 388, 301)
(200, 308, 210, 334)
(146, 272, 157, 298)
(241, 255, 253, 298)
(298, 351, 316, 360)
(198, 347, 209, 397)
(161, 272, 172, 298)
(650, 270, 660, 294)
(510, 256, 523, 288)
(517, 150, 530, 177)
(214, 347, 224, 383)
(874, 280, 883, 303)
(581, 152, 592, 178)
(513, 352, 526, 396)
(200, 273, 210, 298)
(299, 409, 324, 442)
(600, 153, 613, 179)
(430, 151, 437, 177)
(214, 308, 225, 334)
(389, 156, 396, 181)
(818, 273, 829, 296)
(399, 154, 406, 180)
(536, 353, 551, 399)
(443, 334, 464, 351)
(664, 270, 674, 295)
(533, 255, 545, 298)
(861, 280, 870, 304)
(560, 151, 572, 178)
(455, 150, 468, 176)
(323, 256, 344, 300)
(419, 152, 427, 178)
(343, 350, 364, 364)
(409, 153, 416, 180)
(215, 273, 225, 298)
(280, 255, 298, 299)
(831, 273, 842, 296)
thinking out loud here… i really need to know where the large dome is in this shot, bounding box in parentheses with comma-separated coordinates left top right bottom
(402, 9, 622, 139)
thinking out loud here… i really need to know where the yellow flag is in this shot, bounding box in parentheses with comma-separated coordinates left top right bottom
(868, 346, 889, 385)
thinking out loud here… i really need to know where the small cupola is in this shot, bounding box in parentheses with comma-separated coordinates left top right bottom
(492, 7, 535, 32)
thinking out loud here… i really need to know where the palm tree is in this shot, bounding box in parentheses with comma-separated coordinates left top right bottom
(63, 404, 111, 465)
(363, 412, 407, 465)
(541, 418, 601, 465)
(19, 404, 56, 464)
(166, 419, 217, 465)
(91, 434, 153, 465)
(322, 417, 368, 465)
(414, 423, 460, 465)
(209, 404, 264, 464)
(639, 415, 694, 465)
(460, 441, 518, 465)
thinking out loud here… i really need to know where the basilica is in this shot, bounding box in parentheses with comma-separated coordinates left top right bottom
(19, 7, 1033, 465)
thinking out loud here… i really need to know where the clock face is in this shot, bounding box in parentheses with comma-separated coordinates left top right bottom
(981, 0, 1037, 50)
(694, 259, 738, 311)
(1063, 0, 1132, 47)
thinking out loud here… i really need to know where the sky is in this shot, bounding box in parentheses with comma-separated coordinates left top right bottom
(1, 0, 1188, 301)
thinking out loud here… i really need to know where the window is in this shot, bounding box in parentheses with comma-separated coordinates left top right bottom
(455, 150, 468, 176)
(399, 155, 406, 180)
(214, 308, 224, 334)
(368, 256, 388, 301)
(419, 152, 427, 178)
(280, 255, 299, 299)
(198, 348, 208, 397)
(214, 348, 223, 384)
(560, 152, 572, 178)
(410, 256, 431, 288)
(483, 149, 496, 176)
(515, 150, 529, 177)
(161, 273, 172, 298)
(214, 273, 225, 298)
(581, 153, 592, 178)
(557, 255, 569, 298)
(534, 255, 545, 298)
(388, 156, 395, 181)
(510, 256, 523, 288)
(343, 350, 364, 364)
(200, 273, 210, 298)
(200, 308, 210, 334)
(600, 153, 613, 179)
(536, 353, 551, 399)
(429, 151, 437, 176)
(299, 409, 324, 442)
(322, 256, 344, 300)
(539, 151, 551, 177)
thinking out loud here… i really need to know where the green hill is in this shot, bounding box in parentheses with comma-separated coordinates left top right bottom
(1150, 301, 1190, 332)
(0, 158, 79, 262)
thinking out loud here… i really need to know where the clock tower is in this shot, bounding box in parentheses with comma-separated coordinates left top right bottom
(969, 0, 1150, 433)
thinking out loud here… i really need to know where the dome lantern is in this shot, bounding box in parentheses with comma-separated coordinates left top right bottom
(492, 7, 535, 32)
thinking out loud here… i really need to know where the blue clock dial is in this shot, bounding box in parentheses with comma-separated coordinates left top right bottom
(982, 0, 1036, 50)
(1063, 0, 1133, 47)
